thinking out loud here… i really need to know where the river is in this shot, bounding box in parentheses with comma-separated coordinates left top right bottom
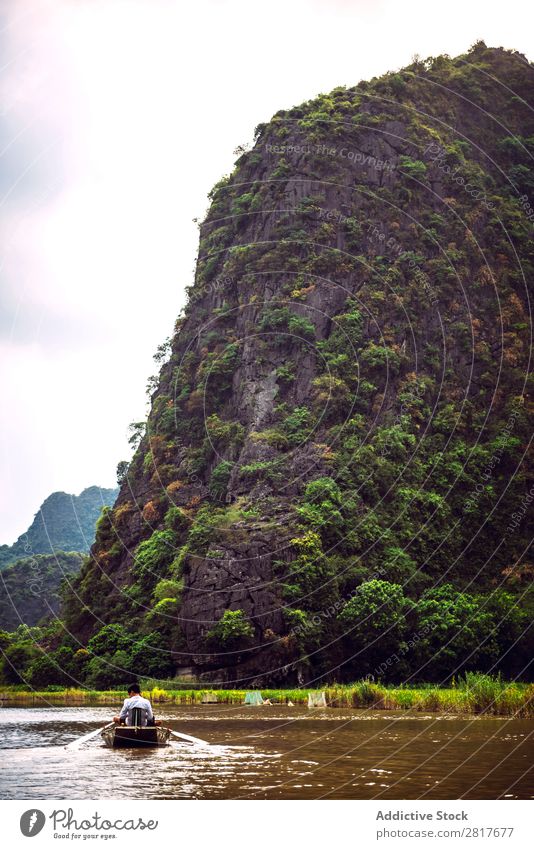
(0, 705, 532, 799)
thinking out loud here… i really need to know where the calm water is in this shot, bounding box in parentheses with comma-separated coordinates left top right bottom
(0, 704, 532, 800)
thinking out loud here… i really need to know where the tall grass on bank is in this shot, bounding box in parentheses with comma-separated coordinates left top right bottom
(1, 675, 532, 717)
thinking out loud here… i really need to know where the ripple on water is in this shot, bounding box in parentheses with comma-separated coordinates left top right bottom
(0, 706, 532, 800)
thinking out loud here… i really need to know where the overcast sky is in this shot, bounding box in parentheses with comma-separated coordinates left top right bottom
(0, 0, 532, 544)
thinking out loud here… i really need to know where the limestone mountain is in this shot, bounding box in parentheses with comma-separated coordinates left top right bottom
(61, 43, 533, 687)
(0, 486, 118, 570)
(0, 552, 84, 630)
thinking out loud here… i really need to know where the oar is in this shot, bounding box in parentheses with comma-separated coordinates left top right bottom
(65, 722, 115, 749)
(168, 729, 209, 746)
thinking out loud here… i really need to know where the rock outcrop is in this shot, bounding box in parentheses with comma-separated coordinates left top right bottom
(62, 44, 533, 685)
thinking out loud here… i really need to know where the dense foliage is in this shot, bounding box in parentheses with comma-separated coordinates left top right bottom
(4, 44, 532, 689)
(0, 552, 83, 630)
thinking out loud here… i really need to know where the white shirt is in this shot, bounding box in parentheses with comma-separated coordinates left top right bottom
(119, 694, 154, 726)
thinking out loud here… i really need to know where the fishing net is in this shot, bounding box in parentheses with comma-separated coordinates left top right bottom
(308, 691, 327, 708)
(244, 691, 264, 705)
(201, 692, 218, 703)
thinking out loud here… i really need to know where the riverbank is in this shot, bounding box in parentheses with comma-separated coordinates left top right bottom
(2, 676, 532, 716)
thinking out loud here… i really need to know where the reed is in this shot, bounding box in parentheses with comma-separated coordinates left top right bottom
(1, 676, 532, 716)
(457, 673, 534, 716)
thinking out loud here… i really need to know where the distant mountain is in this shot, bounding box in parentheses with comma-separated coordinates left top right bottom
(0, 552, 84, 629)
(0, 486, 118, 570)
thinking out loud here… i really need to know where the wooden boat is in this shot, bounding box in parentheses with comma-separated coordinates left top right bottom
(101, 724, 171, 749)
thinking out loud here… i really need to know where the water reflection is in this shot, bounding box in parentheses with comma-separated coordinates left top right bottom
(0, 705, 532, 799)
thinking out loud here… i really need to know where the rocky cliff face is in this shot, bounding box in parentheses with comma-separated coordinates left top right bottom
(63, 44, 533, 686)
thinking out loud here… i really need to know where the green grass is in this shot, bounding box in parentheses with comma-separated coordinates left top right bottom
(1, 676, 532, 716)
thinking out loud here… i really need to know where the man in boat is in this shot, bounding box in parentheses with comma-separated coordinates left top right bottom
(113, 683, 156, 727)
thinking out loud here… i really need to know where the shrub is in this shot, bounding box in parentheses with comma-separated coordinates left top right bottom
(153, 579, 184, 604)
(205, 414, 245, 448)
(85, 656, 120, 689)
(311, 374, 352, 418)
(398, 155, 427, 179)
(210, 461, 233, 497)
(281, 406, 313, 445)
(287, 530, 339, 611)
(288, 314, 315, 338)
(296, 477, 345, 541)
(413, 585, 498, 680)
(142, 500, 160, 523)
(359, 343, 401, 373)
(133, 529, 177, 592)
(338, 580, 409, 676)
(259, 306, 315, 340)
(186, 506, 218, 553)
(72, 648, 90, 678)
(276, 363, 295, 385)
(27, 652, 71, 687)
(389, 73, 407, 95)
(130, 632, 174, 678)
(116, 461, 129, 485)
(87, 624, 132, 658)
(459, 672, 504, 713)
(206, 609, 255, 650)
(351, 680, 387, 707)
(382, 546, 419, 585)
(146, 599, 184, 644)
(94, 506, 115, 548)
(283, 608, 309, 631)
(164, 506, 189, 533)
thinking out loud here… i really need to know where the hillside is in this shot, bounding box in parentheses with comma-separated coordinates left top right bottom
(0, 486, 118, 570)
(0, 552, 84, 630)
(56, 43, 532, 688)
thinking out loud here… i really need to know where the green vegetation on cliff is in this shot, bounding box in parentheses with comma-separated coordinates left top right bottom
(8, 43, 533, 689)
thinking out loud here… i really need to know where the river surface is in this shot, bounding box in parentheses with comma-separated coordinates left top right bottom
(0, 704, 532, 799)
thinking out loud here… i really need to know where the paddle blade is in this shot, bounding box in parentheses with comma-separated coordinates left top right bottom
(66, 722, 114, 749)
(168, 729, 208, 747)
